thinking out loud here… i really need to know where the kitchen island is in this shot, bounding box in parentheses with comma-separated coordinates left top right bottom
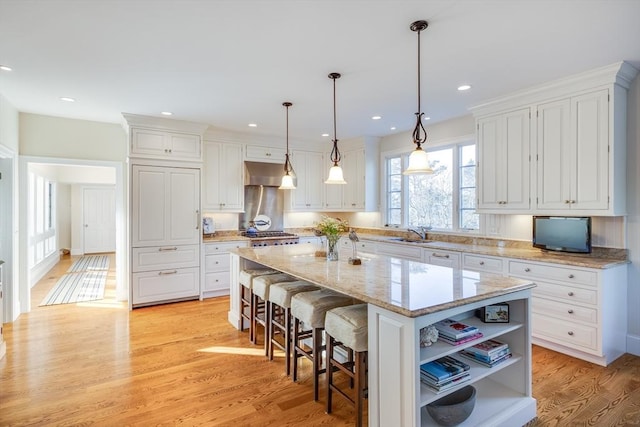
(229, 244, 537, 426)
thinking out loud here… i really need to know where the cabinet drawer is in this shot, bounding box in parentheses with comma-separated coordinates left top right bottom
(339, 238, 376, 254)
(532, 312, 599, 353)
(532, 280, 597, 305)
(376, 242, 423, 261)
(204, 241, 246, 254)
(205, 253, 230, 273)
(132, 245, 199, 272)
(532, 296, 597, 324)
(509, 261, 597, 286)
(132, 267, 199, 305)
(463, 254, 504, 273)
(204, 271, 229, 293)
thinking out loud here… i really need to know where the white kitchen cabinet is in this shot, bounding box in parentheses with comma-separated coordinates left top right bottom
(289, 150, 324, 211)
(508, 259, 627, 366)
(477, 108, 530, 212)
(536, 89, 609, 211)
(339, 237, 377, 256)
(423, 248, 461, 268)
(245, 145, 286, 163)
(130, 128, 202, 161)
(202, 141, 244, 211)
(462, 253, 504, 274)
(342, 148, 366, 210)
(369, 291, 535, 426)
(376, 241, 423, 261)
(131, 164, 201, 307)
(202, 241, 247, 298)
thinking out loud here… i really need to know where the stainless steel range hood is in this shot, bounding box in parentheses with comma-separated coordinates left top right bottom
(244, 161, 285, 187)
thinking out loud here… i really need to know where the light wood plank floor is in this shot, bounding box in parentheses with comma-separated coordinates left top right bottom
(1, 254, 639, 426)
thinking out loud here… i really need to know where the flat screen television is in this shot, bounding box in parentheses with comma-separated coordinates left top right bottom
(532, 216, 592, 254)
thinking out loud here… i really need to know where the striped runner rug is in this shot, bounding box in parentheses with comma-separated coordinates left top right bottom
(67, 255, 110, 273)
(40, 270, 108, 306)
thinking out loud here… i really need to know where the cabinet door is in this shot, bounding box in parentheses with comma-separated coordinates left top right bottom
(424, 249, 460, 268)
(132, 165, 200, 247)
(290, 150, 324, 210)
(202, 141, 222, 210)
(168, 132, 201, 159)
(245, 145, 286, 163)
(343, 149, 365, 210)
(572, 89, 609, 210)
(131, 128, 167, 157)
(203, 142, 244, 211)
(477, 108, 530, 210)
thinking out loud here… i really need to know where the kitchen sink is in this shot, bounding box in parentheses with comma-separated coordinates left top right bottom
(387, 237, 434, 244)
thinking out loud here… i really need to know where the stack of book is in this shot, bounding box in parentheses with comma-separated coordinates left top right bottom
(459, 339, 512, 367)
(420, 355, 471, 393)
(433, 318, 483, 345)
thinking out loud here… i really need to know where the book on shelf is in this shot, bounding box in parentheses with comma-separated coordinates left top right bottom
(421, 372, 471, 393)
(462, 346, 510, 363)
(433, 318, 480, 340)
(420, 369, 469, 386)
(459, 349, 513, 367)
(437, 332, 483, 346)
(420, 355, 470, 382)
(465, 339, 509, 357)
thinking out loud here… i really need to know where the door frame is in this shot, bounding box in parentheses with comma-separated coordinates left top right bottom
(0, 144, 18, 322)
(19, 156, 127, 314)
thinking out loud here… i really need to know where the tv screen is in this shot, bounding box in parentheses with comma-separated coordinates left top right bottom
(533, 216, 591, 254)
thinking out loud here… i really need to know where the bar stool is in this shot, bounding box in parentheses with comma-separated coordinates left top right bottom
(290, 289, 354, 401)
(239, 268, 278, 341)
(252, 273, 297, 349)
(325, 303, 368, 427)
(268, 280, 321, 375)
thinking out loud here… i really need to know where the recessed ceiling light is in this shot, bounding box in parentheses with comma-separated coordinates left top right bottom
(248, 123, 257, 127)
(322, 133, 329, 137)
(161, 111, 173, 116)
(60, 97, 76, 102)
(372, 115, 382, 120)
(390, 127, 396, 130)
(0, 65, 12, 71)
(457, 84, 471, 91)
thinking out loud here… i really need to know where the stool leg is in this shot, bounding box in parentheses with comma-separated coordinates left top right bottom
(249, 291, 257, 344)
(312, 327, 323, 401)
(326, 334, 334, 414)
(355, 351, 365, 427)
(264, 300, 271, 357)
(284, 307, 292, 376)
(292, 317, 300, 382)
(239, 285, 246, 332)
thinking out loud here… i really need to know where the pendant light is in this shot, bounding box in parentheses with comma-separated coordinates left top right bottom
(403, 20, 434, 175)
(325, 72, 347, 184)
(279, 101, 296, 190)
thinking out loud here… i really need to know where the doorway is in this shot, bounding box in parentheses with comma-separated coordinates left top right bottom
(82, 187, 116, 254)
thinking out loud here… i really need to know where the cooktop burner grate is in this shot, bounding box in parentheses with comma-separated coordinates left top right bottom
(241, 231, 298, 238)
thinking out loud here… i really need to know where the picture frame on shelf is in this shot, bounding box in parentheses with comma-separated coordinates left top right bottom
(478, 303, 509, 323)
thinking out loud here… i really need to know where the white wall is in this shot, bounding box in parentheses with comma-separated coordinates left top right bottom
(57, 183, 71, 250)
(625, 74, 640, 354)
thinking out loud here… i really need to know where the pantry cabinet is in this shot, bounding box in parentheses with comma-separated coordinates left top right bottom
(202, 141, 244, 212)
(477, 108, 531, 211)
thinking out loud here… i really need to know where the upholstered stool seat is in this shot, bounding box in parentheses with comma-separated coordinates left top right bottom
(268, 280, 321, 375)
(290, 289, 354, 401)
(238, 268, 279, 341)
(252, 273, 297, 351)
(325, 303, 369, 427)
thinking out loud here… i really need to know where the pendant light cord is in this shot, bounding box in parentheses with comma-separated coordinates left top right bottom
(412, 22, 428, 149)
(283, 101, 292, 174)
(329, 73, 341, 166)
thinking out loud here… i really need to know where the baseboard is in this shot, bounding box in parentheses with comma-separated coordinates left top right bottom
(627, 333, 640, 356)
(29, 252, 60, 287)
(70, 248, 83, 256)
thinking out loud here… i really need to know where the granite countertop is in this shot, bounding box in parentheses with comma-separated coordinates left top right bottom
(231, 245, 535, 318)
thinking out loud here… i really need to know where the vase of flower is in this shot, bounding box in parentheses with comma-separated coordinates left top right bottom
(314, 215, 349, 262)
(326, 234, 340, 261)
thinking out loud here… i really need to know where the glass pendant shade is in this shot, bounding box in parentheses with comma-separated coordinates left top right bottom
(325, 165, 347, 184)
(279, 173, 296, 190)
(403, 147, 433, 175)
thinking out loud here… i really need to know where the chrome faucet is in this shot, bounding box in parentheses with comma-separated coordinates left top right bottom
(407, 226, 431, 240)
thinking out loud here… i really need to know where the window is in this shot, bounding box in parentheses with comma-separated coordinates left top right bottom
(385, 141, 479, 233)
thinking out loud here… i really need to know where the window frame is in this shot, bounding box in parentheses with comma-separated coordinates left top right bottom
(381, 136, 481, 234)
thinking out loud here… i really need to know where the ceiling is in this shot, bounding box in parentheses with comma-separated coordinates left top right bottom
(1, 0, 639, 143)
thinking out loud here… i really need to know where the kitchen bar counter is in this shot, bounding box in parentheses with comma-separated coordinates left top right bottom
(229, 244, 534, 318)
(228, 244, 537, 426)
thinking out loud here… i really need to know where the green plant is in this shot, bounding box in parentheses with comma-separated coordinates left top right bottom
(314, 215, 349, 237)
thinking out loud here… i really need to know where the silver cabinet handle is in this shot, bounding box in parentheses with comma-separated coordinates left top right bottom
(479, 261, 485, 265)
(567, 331, 574, 336)
(196, 209, 201, 230)
(159, 270, 178, 275)
(567, 309, 574, 314)
(159, 247, 178, 251)
(524, 268, 531, 272)
(432, 253, 450, 259)
(568, 291, 574, 296)
(568, 274, 575, 279)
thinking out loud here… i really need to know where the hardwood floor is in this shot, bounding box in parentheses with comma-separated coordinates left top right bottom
(1, 254, 639, 426)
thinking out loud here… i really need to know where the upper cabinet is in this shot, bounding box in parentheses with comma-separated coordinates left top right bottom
(123, 113, 209, 162)
(477, 108, 531, 211)
(472, 61, 638, 216)
(202, 141, 244, 212)
(289, 150, 324, 211)
(245, 145, 287, 164)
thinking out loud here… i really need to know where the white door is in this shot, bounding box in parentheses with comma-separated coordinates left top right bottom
(83, 187, 116, 254)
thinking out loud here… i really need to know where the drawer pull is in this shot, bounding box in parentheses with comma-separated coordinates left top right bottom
(159, 270, 178, 275)
(567, 309, 574, 314)
(568, 292, 574, 296)
(568, 274, 575, 279)
(159, 247, 178, 251)
(567, 331, 574, 336)
(524, 268, 531, 272)
(215, 261, 219, 265)
(479, 261, 485, 265)
(432, 253, 450, 259)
